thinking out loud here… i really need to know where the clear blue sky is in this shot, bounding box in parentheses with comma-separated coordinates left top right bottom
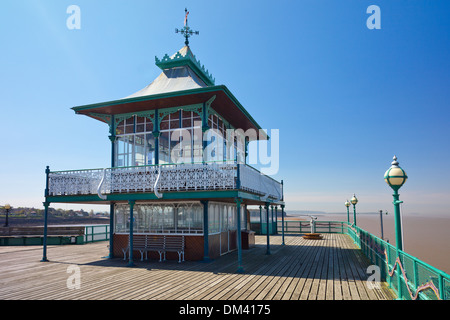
(1, 0, 449, 215)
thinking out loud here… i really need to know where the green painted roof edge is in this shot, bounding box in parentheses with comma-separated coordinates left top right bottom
(71, 85, 265, 133)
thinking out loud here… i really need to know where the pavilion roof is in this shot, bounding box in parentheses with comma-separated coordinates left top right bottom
(72, 46, 267, 139)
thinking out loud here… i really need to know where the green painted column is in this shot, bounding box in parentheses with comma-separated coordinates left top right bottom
(347, 206, 350, 224)
(41, 166, 50, 262)
(108, 124, 116, 259)
(275, 206, 278, 234)
(393, 190, 403, 251)
(281, 204, 285, 245)
(127, 200, 135, 267)
(393, 190, 404, 299)
(41, 201, 50, 262)
(108, 203, 114, 259)
(236, 197, 244, 273)
(352, 204, 357, 226)
(259, 205, 262, 233)
(201, 200, 210, 262)
(153, 109, 160, 165)
(271, 205, 274, 234)
(265, 203, 270, 255)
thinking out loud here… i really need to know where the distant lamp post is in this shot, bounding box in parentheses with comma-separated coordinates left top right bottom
(350, 194, 358, 226)
(344, 200, 351, 224)
(384, 155, 407, 251)
(3, 204, 11, 227)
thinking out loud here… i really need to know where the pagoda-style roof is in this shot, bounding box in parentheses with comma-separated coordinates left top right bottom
(72, 46, 267, 139)
(124, 46, 214, 99)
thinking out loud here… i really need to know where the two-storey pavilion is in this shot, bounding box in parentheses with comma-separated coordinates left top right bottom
(42, 16, 284, 272)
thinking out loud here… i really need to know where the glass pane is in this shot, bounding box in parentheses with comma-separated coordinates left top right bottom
(146, 133, 155, 165)
(116, 120, 125, 135)
(159, 131, 170, 164)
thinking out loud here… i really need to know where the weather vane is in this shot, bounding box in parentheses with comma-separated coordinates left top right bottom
(175, 8, 199, 46)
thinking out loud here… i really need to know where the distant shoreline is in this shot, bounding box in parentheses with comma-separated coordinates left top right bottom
(1, 216, 110, 227)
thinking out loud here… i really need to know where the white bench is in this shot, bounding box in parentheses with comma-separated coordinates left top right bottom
(122, 235, 185, 263)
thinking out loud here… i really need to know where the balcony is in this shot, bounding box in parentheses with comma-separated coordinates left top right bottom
(47, 162, 282, 202)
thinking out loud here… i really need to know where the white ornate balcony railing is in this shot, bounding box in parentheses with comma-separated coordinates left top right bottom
(48, 162, 282, 201)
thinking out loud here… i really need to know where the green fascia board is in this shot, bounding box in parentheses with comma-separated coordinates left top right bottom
(71, 85, 266, 135)
(47, 190, 240, 203)
(46, 190, 280, 204)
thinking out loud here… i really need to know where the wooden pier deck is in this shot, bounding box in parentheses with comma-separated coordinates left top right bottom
(0, 233, 395, 300)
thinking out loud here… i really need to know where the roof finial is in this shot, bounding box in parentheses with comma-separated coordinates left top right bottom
(175, 8, 199, 46)
(391, 155, 399, 167)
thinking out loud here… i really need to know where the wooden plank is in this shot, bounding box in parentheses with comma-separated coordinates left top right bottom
(0, 234, 393, 300)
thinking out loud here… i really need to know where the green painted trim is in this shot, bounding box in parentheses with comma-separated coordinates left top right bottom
(47, 190, 240, 203)
(46, 189, 282, 205)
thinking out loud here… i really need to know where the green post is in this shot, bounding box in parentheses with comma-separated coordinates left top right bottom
(236, 197, 244, 273)
(265, 203, 270, 255)
(384, 155, 408, 300)
(259, 205, 262, 234)
(352, 204, 357, 226)
(41, 166, 50, 262)
(393, 190, 403, 251)
(201, 200, 210, 262)
(153, 109, 160, 165)
(127, 200, 135, 267)
(108, 203, 114, 258)
(393, 190, 403, 299)
(275, 206, 278, 234)
(271, 205, 274, 234)
(41, 201, 50, 262)
(281, 204, 285, 245)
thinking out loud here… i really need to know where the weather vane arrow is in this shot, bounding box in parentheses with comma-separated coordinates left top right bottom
(175, 8, 199, 46)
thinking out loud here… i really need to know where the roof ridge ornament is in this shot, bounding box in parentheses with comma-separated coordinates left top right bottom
(175, 8, 199, 46)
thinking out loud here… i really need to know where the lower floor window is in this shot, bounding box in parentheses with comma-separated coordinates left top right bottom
(115, 202, 203, 234)
(114, 201, 244, 235)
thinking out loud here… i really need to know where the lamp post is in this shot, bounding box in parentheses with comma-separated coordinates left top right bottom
(3, 204, 11, 227)
(384, 155, 407, 251)
(344, 200, 351, 224)
(384, 155, 407, 300)
(350, 194, 358, 226)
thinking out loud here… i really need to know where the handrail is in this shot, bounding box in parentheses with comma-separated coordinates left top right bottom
(272, 219, 449, 300)
(346, 223, 449, 300)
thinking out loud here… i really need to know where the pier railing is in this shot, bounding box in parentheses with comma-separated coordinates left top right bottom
(47, 162, 282, 201)
(347, 224, 450, 300)
(276, 219, 450, 300)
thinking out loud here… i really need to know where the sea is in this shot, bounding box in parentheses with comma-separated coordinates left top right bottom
(286, 211, 450, 275)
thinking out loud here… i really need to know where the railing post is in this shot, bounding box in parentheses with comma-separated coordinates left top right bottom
(439, 274, 444, 300)
(413, 259, 418, 292)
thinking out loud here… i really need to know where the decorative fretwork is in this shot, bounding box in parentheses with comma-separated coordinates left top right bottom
(48, 163, 282, 201)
